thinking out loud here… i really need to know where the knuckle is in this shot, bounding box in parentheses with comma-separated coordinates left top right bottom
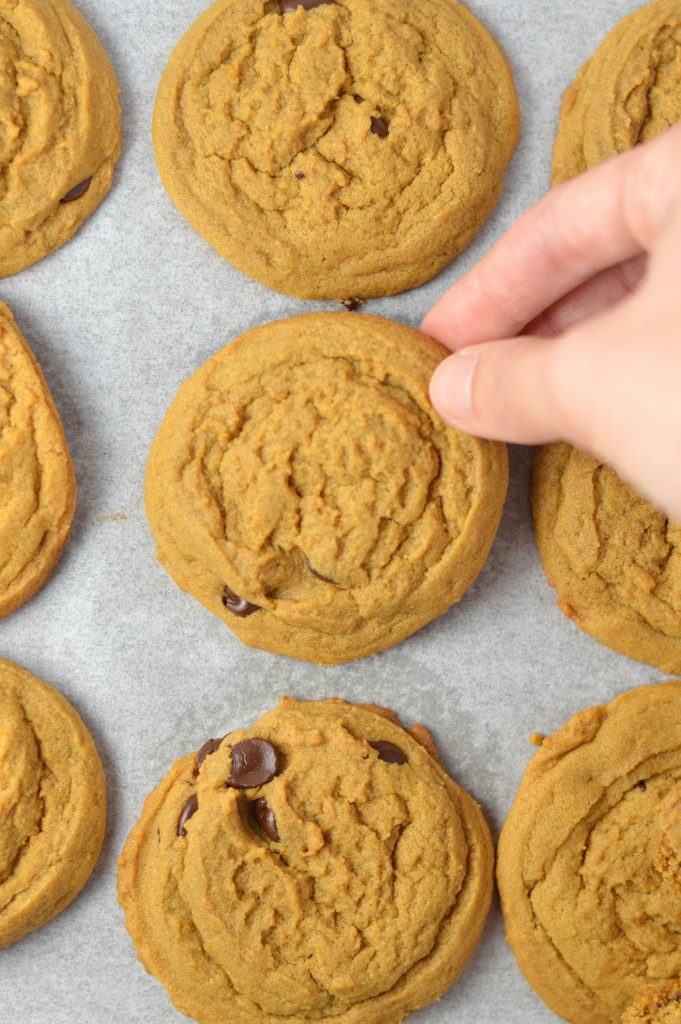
(545, 332, 597, 450)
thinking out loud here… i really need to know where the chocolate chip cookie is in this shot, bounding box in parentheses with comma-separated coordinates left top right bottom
(0, 0, 121, 276)
(623, 982, 681, 1023)
(498, 681, 681, 1024)
(152, 0, 519, 301)
(553, 0, 681, 184)
(0, 658, 106, 947)
(118, 697, 494, 1024)
(0, 302, 76, 618)
(145, 313, 508, 664)
(532, 443, 681, 674)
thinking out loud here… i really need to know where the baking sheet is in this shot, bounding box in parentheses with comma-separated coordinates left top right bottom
(1, 0, 664, 1020)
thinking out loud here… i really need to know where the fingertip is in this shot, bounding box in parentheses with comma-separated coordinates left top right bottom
(419, 311, 433, 335)
(420, 304, 445, 342)
(431, 334, 571, 446)
(429, 352, 477, 426)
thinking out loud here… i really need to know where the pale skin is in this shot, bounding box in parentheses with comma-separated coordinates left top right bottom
(423, 122, 681, 521)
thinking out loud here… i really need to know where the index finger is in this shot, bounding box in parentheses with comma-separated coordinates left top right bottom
(421, 122, 681, 350)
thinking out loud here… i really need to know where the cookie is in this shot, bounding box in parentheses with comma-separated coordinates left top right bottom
(118, 697, 493, 1024)
(553, 0, 681, 184)
(497, 681, 681, 1024)
(152, 0, 519, 302)
(0, 0, 121, 277)
(0, 302, 76, 618)
(0, 658, 106, 947)
(532, 442, 681, 674)
(623, 982, 681, 1024)
(145, 312, 508, 664)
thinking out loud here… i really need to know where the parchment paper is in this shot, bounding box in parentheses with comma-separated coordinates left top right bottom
(1, 1, 664, 1020)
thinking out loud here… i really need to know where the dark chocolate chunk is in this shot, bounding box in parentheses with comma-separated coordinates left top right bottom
(294, 171, 306, 179)
(253, 798, 280, 841)
(177, 794, 199, 836)
(306, 559, 334, 583)
(370, 740, 407, 764)
(197, 737, 224, 771)
(370, 116, 388, 139)
(61, 177, 93, 203)
(222, 586, 260, 617)
(228, 739, 280, 789)
(637, 780, 647, 791)
(279, 0, 333, 11)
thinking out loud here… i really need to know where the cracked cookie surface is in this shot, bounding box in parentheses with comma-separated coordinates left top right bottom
(0, 0, 121, 276)
(145, 313, 508, 664)
(532, 443, 681, 673)
(0, 301, 76, 618)
(553, 0, 681, 184)
(118, 697, 493, 1024)
(623, 981, 681, 1023)
(498, 681, 681, 1024)
(152, 0, 519, 301)
(0, 658, 106, 947)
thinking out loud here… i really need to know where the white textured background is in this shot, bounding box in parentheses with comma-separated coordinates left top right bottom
(0, 1, 664, 1021)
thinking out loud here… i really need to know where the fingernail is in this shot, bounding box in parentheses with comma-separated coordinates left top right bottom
(430, 351, 477, 424)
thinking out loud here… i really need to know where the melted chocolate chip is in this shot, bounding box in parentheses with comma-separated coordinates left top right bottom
(222, 586, 260, 617)
(637, 780, 647, 791)
(228, 739, 281, 789)
(253, 798, 280, 841)
(279, 0, 333, 11)
(61, 177, 93, 203)
(306, 559, 334, 583)
(177, 794, 199, 836)
(294, 171, 306, 179)
(370, 740, 407, 764)
(197, 737, 224, 771)
(370, 116, 388, 139)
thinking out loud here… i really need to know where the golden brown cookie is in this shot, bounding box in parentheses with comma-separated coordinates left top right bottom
(145, 312, 508, 664)
(0, 301, 76, 617)
(0, 658, 106, 947)
(532, 443, 681, 674)
(497, 681, 681, 1024)
(152, 0, 519, 302)
(118, 697, 493, 1024)
(553, 0, 681, 185)
(623, 982, 681, 1023)
(0, 0, 121, 277)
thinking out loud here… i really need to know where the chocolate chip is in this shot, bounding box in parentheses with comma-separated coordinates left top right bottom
(197, 737, 224, 771)
(370, 116, 388, 139)
(668, 994, 681, 1004)
(252, 798, 280, 841)
(177, 794, 198, 836)
(279, 0, 333, 11)
(637, 780, 647, 791)
(222, 586, 260, 617)
(61, 178, 92, 203)
(342, 298, 362, 311)
(306, 559, 334, 583)
(370, 740, 407, 764)
(294, 171, 305, 179)
(354, 94, 363, 104)
(228, 739, 281, 789)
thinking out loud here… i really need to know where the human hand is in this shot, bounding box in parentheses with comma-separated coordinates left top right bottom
(423, 122, 681, 520)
